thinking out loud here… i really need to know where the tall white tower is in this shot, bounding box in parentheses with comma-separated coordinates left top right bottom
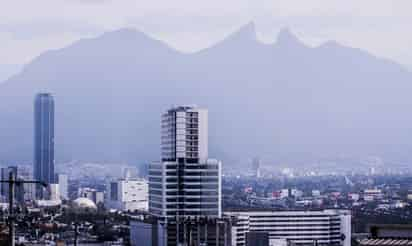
(149, 105, 221, 218)
(161, 105, 208, 163)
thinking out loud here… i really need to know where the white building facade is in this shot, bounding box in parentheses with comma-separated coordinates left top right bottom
(56, 173, 68, 200)
(227, 209, 351, 246)
(107, 179, 148, 211)
(49, 183, 60, 201)
(149, 106, 222, 219)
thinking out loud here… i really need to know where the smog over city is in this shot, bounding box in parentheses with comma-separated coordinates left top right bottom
(1, 1, 412, 245)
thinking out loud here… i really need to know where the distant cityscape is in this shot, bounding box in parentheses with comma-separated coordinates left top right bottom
(1, 94, 412, 245)
(4, 0, 412, 245)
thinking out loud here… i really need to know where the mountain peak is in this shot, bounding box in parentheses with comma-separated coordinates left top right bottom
(276, 28, 303, 47)
(228, 22, 257, 42)
(100, 28, 151, 41)
(62, 27, 178, 56)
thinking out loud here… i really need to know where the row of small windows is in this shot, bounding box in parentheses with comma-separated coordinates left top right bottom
(186, 147, 199, 152)
(149, 177, 162, 182)
(166, 211, 218, 216)
(149, 190, 162, 195)
(249, 219, 341, 223)
(250, 223, 341, 228)
(148, 208, 161, 214)
(149, 202, 162, 209)
(166, 197, 219, 202)
(250, 214, 341, 218)
(187, 119, 199, 123)
(186, 136, 198, 140)
(165, 165, 218, 170)
(186, 130, 198, 135)
(166, 191, 219, 196)
(165, 184, 218, 189)
(149, 164, 162, 169)
(150, 196, 163, 202)
(165, 178, 219, 183)
(186, 123, 199, 129)
(161, 136, 198, 141)
(164, 171, 219, 176)
(186, 141, 199, 146)
(166, 204, 218, 209)
(149, 171, 162, 176)
(251, 231, 341, 237)
(247, 228, 340, 232)
(151, 184, 162, 189)
(186, 153, 199, 158)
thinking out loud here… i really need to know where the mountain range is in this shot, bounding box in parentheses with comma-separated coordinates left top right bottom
(1, 22, 412, 166)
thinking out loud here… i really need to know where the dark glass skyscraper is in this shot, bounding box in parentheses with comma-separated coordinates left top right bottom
(34, 93, 55, 198)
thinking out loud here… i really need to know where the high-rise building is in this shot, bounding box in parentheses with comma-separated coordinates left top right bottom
(160, 105, 209, 163)
(34, 93, 55, 198)
(252, 157, 262, 178)
(149, 105, 222, 218)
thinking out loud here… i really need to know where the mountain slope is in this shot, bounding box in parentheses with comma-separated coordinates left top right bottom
(0, 64, 21, 83)
(1, 24, 412, 165)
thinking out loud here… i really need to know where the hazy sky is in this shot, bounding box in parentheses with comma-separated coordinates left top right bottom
(1, 0, 412, 67)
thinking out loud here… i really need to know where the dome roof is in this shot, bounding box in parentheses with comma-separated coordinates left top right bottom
(73, 197, 97, 210)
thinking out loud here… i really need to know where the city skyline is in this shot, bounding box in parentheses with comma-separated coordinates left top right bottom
(1, 2, 412, 244)
(2, 24, 412, 166)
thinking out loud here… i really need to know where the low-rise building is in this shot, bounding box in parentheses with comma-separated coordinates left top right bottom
(55, 173, 68, 200)
(226, 209, 351, 246)
(107, 178, 148, 211)
(358, 224, 412, 246)
(364, 189, 383, 202)
(312, 190, 321, 197)
(78, 187, 104, 205)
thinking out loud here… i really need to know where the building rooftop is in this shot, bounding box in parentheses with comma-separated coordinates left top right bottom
(360, 239, 412, 246)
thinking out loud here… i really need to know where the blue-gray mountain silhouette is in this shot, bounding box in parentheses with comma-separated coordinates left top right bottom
(1, 23, 412, 165)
